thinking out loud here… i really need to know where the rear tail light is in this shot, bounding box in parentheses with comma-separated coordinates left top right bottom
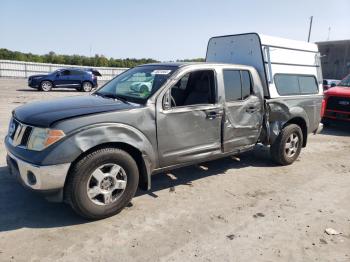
(321, 97, 326, 117)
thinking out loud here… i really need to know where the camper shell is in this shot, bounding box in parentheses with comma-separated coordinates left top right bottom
(206, 33, 323, 98)
(207, 33, 323, 143)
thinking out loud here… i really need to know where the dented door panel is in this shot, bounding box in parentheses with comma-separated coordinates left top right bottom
(157, 105, 223, 167)
(223, 95, 263, 151)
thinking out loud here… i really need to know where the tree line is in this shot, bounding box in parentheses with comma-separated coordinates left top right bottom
(0, 48, 204, 68)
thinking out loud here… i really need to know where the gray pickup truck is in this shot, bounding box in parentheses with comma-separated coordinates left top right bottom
(5, 33, 323, 219)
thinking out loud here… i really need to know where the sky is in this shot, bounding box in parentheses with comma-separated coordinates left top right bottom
(1, 0, 350, 61)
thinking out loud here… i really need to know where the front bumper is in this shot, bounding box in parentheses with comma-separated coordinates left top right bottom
(6, 150, 70, 192)
(313, 123, 324, 134)
(28, 79, 39, 88)
(323, 110, 350, 122)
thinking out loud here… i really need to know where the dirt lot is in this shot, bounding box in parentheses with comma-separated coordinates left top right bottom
(0, 78, 349, 262)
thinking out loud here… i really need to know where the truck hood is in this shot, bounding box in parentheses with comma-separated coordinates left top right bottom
(13, 95, 140, 127)
(325, 86, 350, 97)
(29, 74, 48, 79)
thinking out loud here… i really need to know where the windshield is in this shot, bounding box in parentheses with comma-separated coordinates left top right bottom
(95, 65, 177, 104)
(339, 75, 350, 87)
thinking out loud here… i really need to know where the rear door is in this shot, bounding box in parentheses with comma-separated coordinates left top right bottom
(70, 70, 84, 87)
(222, 69, 263, 152)
(54, 69, 72, 87)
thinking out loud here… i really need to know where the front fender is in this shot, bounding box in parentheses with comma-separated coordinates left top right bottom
(41, 123, 157, 171)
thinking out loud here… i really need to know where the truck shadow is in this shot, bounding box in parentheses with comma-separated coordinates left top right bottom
(0, 146, 274, 232)
(137, 145, 275, 198)
(0, 166, 86, 232)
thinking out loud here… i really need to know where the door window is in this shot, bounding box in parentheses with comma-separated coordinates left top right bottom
(170, 70, 216, 107)
(223, 70, 253, 101)
(61, 70, 71, 76)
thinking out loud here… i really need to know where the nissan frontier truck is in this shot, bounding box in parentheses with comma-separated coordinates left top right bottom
(5, 33, 324, 219)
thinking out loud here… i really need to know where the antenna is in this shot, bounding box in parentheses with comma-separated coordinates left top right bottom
(307, 16, 313, 42)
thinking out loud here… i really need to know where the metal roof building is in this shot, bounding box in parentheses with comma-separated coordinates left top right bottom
(316, 40, 350, 80)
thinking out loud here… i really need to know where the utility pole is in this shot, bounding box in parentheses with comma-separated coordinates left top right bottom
(327, 26, 331, 41)
(307, 16, 313, 42)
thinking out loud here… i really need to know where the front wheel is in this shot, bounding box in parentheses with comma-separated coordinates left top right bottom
(270, 124, 303, 165)
(65, 148, 139, 220)
(39, 81, 52, 92)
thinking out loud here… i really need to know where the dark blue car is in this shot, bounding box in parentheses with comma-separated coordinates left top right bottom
(28, 68, 100, 92)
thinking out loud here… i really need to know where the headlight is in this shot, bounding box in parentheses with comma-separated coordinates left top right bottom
(27, 128, 65, 151)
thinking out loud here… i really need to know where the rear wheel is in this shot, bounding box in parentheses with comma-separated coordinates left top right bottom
(270, 124, 303, 165)
(81, 81, 93, 92)
(65, 148, 139, 220)
(39, 81, 52, 92)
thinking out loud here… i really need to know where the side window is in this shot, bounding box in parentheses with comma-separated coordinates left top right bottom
(223, 70, 253, 101)
(299, 76, 319, 94)
(61, 70, 71, 76)
(275, 74, 319, 96)
(223, 70, 241, 101)
(275, 75, 300, 95)
(241, 71, 252, 99)
(70, 70, 78, 75)
(170, 70, 215, 107)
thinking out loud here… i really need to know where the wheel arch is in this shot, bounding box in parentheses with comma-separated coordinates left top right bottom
(267, 102, 310, 147)
(40, 79, 54, 88)
(283, 117, 308, 147)
(64, 141, 151, 203)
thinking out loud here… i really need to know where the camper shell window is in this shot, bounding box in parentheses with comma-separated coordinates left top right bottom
(274, 74, 318, 96)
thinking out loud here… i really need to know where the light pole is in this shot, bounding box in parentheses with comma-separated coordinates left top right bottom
(308, 16, 313, 42)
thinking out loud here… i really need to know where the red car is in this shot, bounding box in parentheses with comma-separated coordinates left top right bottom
(322, 74, 350, 124)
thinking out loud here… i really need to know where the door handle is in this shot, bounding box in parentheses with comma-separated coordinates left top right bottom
(246, 105, 259, 113)
(205, 110, 223, 120)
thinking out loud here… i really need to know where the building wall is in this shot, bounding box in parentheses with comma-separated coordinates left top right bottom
(317, 40, 350, 80)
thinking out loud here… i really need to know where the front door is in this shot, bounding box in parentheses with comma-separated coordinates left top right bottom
(157, 69, 223, 167)
(222, 69, 263, 152)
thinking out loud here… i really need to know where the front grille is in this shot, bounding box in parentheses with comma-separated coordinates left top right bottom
(9, 119, 32, 147)
(20, 126, 32, 146)
(326, 96, 350, 112)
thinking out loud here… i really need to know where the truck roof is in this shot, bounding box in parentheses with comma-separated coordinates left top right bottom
(258, 34, 318, 52)
(139, 62, 255, 69)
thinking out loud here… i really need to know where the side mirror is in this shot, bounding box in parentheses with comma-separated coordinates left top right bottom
(163, 90, 171, 110)
(330, 83, 336, 87)
(56, 73, 60, 77)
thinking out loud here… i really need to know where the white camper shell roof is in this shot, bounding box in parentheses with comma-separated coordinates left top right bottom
(206, 33, 322, 98)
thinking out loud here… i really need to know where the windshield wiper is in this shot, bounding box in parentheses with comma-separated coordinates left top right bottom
(95, 92, 130, 104)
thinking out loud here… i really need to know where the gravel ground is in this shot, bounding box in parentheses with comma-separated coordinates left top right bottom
(0, 78, 349, 262)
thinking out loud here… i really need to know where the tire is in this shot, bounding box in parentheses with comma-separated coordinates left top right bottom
(270, 124, 303, 166)
(81, 81, 93, 92)
(65, 148, 139, 220)
(39, 81, 52, 92)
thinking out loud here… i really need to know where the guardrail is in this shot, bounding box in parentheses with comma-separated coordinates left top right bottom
(0, 60, 128, 81)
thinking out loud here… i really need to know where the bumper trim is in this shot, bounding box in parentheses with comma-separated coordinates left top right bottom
(6, 151, 70, 191)
(314, 123, 324, 134)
